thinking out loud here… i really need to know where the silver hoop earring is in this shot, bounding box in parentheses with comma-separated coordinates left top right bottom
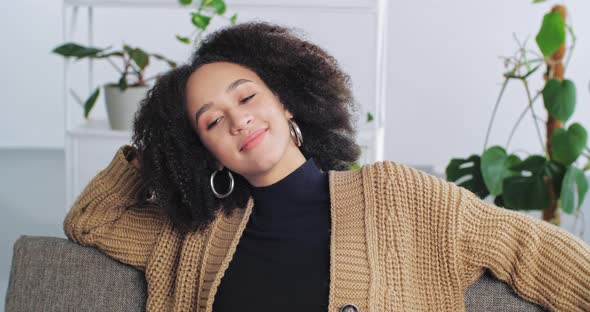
(210, 168, 234, 199)
(288, 118, 303, 147)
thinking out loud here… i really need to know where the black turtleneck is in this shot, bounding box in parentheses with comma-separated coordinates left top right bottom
(212, 157, 331, 311)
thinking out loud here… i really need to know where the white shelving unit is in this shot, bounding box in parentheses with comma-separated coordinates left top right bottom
(62, 0, 388, 208)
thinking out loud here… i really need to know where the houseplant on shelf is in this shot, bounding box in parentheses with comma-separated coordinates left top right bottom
(52, 0, 239, 130)
(51, 43, 177, 130)
(445, 3, 589, 234)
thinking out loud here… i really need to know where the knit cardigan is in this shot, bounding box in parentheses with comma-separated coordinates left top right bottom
(63, 145, 590, 311)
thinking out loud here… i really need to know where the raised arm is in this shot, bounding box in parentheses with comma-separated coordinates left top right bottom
(63, 145, 166, 272)
(457, 186, 590, 311)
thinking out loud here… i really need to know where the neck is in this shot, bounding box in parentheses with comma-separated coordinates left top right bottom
(249, 155, 328, 217)
(244, 145, 306, 187)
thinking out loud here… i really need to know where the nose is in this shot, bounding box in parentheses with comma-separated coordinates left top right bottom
(228, 107, 253, 135)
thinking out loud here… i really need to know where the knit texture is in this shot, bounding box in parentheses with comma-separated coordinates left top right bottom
(64, 145, 590, 311)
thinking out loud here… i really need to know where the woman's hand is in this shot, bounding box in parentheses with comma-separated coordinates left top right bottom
(123, 145, 142, 169)
(130, 155, 141, 170)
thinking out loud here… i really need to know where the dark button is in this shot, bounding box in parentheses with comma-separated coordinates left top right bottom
(340, 303, 359, 312)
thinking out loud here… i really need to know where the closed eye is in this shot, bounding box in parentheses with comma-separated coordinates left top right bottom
(207, 93, 257, 129)
(240, 93, 256, 104)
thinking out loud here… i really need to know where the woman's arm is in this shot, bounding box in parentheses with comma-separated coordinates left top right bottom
(63, 145, 166, 272)
(457, 186, 590, 311)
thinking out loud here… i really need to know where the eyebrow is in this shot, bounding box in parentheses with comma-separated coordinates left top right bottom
(194, 78, 253, 127)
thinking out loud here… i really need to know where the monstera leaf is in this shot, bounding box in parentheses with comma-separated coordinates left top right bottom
(502, 155, 566, 211)
(446, 155, 489, 199)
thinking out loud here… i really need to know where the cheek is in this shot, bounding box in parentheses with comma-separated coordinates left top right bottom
(198, 135, 220, 156)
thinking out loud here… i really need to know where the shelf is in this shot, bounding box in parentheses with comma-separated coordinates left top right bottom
(66, 119, 132, 139)
(64, 0, 374, 9)
(64, 0, 180, 8)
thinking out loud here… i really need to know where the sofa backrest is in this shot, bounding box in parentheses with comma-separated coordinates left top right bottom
(5, 235, 546, 311)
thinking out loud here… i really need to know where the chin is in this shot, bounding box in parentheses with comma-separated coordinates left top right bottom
(240, 143, 287, 174)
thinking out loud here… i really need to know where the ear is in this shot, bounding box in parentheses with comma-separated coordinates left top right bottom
(284, 108, 294, 120)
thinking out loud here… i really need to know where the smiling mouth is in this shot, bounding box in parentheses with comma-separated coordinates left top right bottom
(240, 128, 268, 152)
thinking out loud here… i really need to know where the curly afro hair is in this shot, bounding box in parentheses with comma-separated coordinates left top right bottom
(131, 21, 361, 234)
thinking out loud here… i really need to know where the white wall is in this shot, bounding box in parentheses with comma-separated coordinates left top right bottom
(0, 0, 65, 148)
(2, 0, 589, 170)
(385, 0, 590, 174)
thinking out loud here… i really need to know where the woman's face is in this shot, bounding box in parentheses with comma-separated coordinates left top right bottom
(185, 61, 306, 187)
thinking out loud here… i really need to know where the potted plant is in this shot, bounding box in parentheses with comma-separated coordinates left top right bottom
(52, 0, 238, 130)
(445, 3, 589, 233)
(52, 43, 177, 130)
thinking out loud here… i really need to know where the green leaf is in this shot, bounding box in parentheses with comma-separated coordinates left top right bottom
(151, 53, 178, 68)
(445, 155, 490, 199)
(503, 155, 557, 211)
(191, 13, 211, 30)
(230, 13, 238, 25)
(205, 0, 226, 14)
(535, 11, 566, 57)
(544, 160, 567, 199)
(178, 0, 192, 5)
(552, 123, 588, 165)
(123, 44, 133, 57)
(348, 162, 361, 170)
(509, 155, 547, 173)
(481, 146, 521, 196)
(367, 112, 373, 122)
(84, 88, 100, 119)
(561, 165, 589, 214)
(176, 35, 191, 44)
(95, 51, 124, 58)
(52, 43, 104, 59)
(543, 79, 576, 122)
(128, 47, 149, 70)
(532, 0, 546, 3)
(503, 173, 550, 211)
(504, 155, 549, 210)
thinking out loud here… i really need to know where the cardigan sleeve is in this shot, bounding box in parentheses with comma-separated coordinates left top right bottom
(63, 144, 166, 272)
(457, 186, 590, 311)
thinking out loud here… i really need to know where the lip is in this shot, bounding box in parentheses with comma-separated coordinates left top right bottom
(240, 128, 268, 151)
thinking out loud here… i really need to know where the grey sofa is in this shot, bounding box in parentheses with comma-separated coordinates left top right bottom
(5, 235, 546, 311)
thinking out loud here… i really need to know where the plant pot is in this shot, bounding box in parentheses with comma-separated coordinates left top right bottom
(104, 84, 150, 131)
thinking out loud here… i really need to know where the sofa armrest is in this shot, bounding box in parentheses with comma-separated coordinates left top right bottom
(5, 235, 147, 312)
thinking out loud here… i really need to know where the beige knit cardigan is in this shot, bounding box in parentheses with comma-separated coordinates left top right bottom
(64, 145, 590, 311)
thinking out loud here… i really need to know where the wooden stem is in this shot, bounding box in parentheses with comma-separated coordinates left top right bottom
(543, 5, 567, 225)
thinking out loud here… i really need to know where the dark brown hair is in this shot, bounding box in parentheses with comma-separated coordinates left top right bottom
(132, 21, 361, 234)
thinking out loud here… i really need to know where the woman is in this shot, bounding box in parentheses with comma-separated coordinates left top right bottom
(64, 22, 590, 312)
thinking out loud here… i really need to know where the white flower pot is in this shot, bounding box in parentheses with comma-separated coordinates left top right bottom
(104, 84, 150, 131)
